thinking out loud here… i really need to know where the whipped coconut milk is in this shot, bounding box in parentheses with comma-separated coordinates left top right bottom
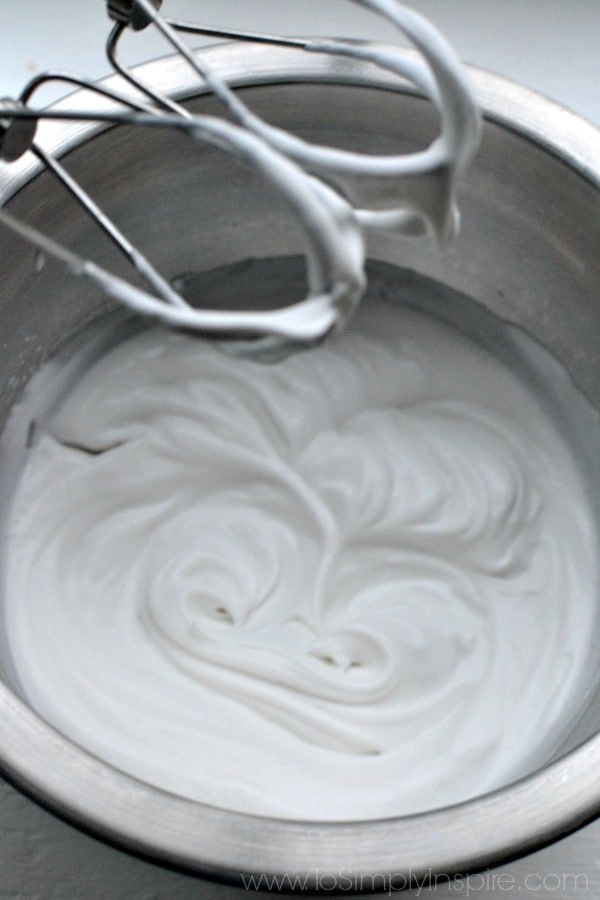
(3, 291, 598, 820)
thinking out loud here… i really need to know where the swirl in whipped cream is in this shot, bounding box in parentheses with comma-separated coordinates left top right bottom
(4, 300, 597, 819)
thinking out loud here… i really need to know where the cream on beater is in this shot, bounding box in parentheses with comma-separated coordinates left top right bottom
(4, 299, 597, 819)
(0, 0, 481, 350)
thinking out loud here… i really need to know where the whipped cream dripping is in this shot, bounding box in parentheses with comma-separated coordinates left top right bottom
(118, 0, 482, 345)
(4, 300, 597, 819)
(0, 1, 480, 351)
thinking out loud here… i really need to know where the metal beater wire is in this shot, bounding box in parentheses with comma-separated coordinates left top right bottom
(0, 0, 480, 350)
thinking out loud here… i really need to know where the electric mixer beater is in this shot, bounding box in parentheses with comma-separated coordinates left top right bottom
(0, 0, 480, 358)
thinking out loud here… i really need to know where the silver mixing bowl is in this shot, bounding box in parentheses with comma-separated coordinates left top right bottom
(0, 43, 599, 889)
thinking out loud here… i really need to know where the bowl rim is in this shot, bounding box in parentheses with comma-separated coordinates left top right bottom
(1, 41, 600, 888)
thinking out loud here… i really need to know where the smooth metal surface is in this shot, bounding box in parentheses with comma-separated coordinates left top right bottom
(0, 44, 599, 888)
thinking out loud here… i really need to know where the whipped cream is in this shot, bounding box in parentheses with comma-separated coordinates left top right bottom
(4, 299, 598, 820)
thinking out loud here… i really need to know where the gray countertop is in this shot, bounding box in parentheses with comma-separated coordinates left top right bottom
(2, 2, 600, 897)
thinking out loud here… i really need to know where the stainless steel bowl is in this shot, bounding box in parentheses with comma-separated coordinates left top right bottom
(0, 43, 599, 889)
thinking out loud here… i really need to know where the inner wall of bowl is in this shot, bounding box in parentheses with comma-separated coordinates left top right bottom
(0, 82, 599, 769)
